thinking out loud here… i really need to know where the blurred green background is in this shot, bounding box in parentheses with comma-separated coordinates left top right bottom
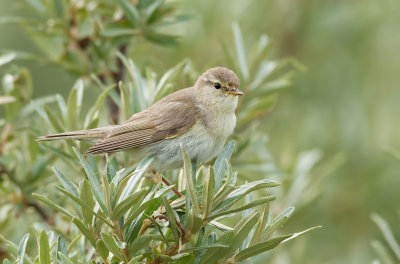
(1, 0, 400, 263)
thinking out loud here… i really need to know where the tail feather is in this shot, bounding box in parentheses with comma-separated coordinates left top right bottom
(37, 127, 114, 141)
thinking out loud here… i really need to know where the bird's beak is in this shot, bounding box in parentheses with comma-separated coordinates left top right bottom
(229, 89, 244, 96)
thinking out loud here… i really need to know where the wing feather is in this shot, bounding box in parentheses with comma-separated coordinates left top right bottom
(85, 88, 202, 155)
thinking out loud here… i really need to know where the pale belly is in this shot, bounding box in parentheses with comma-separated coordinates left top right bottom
(138, 124, 225, 171)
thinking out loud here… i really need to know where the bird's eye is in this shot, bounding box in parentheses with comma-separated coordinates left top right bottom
(214, 83, 221, 89)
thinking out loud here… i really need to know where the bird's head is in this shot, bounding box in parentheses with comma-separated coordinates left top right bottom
(195, 67, 243, 110)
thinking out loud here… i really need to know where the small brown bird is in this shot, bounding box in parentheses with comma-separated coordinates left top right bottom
(38, 67, 243, 172)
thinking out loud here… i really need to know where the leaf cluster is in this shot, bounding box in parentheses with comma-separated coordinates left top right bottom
(1, 141, 315, 263)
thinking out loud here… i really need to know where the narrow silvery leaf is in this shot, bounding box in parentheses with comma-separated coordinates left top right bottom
(58, 253, 74, 264)
(181, 145, 199, 216)
(264, 207, 295, 239)
(57, 236, 67, 262)
(249, 60, 277, 89)
(112, 188, 147, 220)
(371, 240, 397, 264)
(199, 231, 234, 264)
(154, 60, 188, 101)
(118, 0, 139, 27)
(223, 212, 259, 258)
(17, 233, 30, 264)
(57, 187, 112, 227)
(371, 213, 400, 261)
(234, 234, 291, 262)
(202, 167, 215, 220)
(282, 226, 321, 244)
(56, 94, 67, 122)
(39, 230, 50, 264)
(119, 81, 132, 121)
(163, 196, 180, 243)
(33, 193, 74, 219)
(232, 23, 249, 81)
(207, 196, 275, 221)
(72, 218, 96, 247)
(80, 180, 95, 225)
(118, 155, 154, 202)
(84, 84, 115, 127)
(43, 105, 64, 133)
(129, 234, 163, 254)
(101, 232, 125, 261)
(0, 52, 16, 67)
(213, 180, 278, 214)
(73, 147, 107, 214)
(66, 81, 81, 130)
(53, 166, 78, 197)
(251, 204, 270, 245)
(213, 140, 235, 193)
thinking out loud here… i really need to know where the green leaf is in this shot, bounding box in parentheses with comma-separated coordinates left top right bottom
(181, 243, 229, 252)
(96, 240, 109, 260)
(371, 240, 397, 264)
(17, 233, 30, 264)
(250, 203, 270, 245)
(57, 187, 112, 227)
(52, 0, 63, 17)
(119, 81, 132, 121)
(202, 167, 215, 220)
(84, 84, 116, 127)
(207, 196, 276, 221)
(228, 211, 259, 255)
(163, 196, 180, 243)
(154, 60, 188, 101)
(213, 180, 279, 213)
(249, 60, 277, 89)
(72, 218, 96, 247)
(56, 236, 67, 261)
(80, 180, 95, 225)
(101, 232, 125, 261)
(67, 234, 82, 254)
(101, 27, 138, 37)
(33, 193, 74, 219)
(232, 23, 249, 81)
(127, 255, 143, 264)
(118, 155, 154, 202)
(53, 167, 79, 197)
(129, 234, 163, 254)
(0, 52, 16, 67)
(181, 144, 199, 215)
(186, 207, 203, 234)
(39, 231, 50, 264)
(213, 140, 235, 193)
(234, 234, 291, 261)
(371, 213, 400, 260)
(58, 253, 74, 264)
(112, 188, 147, 220)
(264, 207, 295, 239)
(73, 147, 107, 214)
(199, 231, 234, 264)
(145, 32, 179, 46)
(67, 80, 84, 130)
(118, 0, 139, 27)
(123, 196, 159, 229)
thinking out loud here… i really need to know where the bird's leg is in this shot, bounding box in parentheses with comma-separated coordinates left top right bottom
(150, 169, 183, 198)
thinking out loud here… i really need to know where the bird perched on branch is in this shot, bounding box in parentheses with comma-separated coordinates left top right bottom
(38, 67, 243, 172)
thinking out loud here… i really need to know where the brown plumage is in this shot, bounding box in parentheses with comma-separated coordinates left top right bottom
(37, 67, 243, 171)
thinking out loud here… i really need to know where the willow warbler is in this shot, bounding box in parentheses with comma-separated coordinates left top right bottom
(38, 67, 243, 171)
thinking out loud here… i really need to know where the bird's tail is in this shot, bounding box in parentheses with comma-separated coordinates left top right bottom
(36, 126, 115, 141)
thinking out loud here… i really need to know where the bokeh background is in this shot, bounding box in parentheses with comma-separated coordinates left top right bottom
(1, 0, 400, 263)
